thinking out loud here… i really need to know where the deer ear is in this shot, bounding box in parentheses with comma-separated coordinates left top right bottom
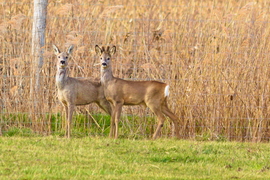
(67, 45, 74, 55)
(95, 45, 102, 55)
(52, 44, 61, 55)
(110, 46, 116, 55)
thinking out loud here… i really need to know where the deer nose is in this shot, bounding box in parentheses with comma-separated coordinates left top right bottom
(60, 61, 65, 64)
(102, 63, 107, 66)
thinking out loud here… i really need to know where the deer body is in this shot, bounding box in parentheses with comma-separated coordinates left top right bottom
(54, 45, 111, 138)
(56, 74, 107, 106)
(102, 76, 168, 106)
(96, 45, 180, 139)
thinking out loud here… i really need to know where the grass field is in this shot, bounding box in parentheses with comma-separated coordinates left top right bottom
(0, 136, 270, 179)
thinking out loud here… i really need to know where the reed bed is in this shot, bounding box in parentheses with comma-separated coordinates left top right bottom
(0, 0, 270, 141)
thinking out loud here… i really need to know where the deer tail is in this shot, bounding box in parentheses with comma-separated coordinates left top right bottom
(164, 85, 170, 97)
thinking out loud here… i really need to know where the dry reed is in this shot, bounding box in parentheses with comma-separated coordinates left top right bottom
(0, 0, 270, 141)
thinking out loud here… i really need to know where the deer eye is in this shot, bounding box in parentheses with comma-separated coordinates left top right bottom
(107, 58, 110, 60)
(66, 56, 68, 59)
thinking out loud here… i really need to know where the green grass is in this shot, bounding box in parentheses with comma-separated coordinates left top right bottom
(2, 113, 161, 139)
(0, 136, 269, 179)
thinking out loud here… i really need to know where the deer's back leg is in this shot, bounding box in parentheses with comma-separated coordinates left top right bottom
(146, 102, 166, 139)
(161, 103, 181, 138)
(98, 99, 112, 115)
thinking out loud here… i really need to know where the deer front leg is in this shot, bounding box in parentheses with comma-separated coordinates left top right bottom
(62, 104, 68, 137)
(114, 102, 123, 139)
(67, 104, 74, 138)
(109, 103, 116, 138)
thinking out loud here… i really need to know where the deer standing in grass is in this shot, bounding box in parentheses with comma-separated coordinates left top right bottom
(53, 44, 112, 138)
(95, 45, 180, 139)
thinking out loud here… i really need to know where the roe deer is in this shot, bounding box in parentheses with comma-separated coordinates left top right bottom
(95, 45, 180, 139)
(53, 44, 111, 138)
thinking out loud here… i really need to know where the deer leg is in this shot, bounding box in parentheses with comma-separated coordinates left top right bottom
(97, 100, 113, 137)
(147, 103, 165, 139)
(98, 99, 112, 115)
(114, 102, 123, 139)
(162, 104, 181, 139)
(109, 118, 115, 138)
(109, 104, 116, 138)
(63, 104, 69, 137)
(67, 104, 74, 138)
(152, 112, 166, 139)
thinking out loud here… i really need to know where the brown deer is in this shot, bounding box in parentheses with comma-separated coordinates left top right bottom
(95, 45, 180, 139)
(53, 44, 112, 138)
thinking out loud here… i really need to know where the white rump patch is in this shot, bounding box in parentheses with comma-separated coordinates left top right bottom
(164, 85, 170, 97)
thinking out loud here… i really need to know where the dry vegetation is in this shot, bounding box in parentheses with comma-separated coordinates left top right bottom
(0, 0, 270, 141)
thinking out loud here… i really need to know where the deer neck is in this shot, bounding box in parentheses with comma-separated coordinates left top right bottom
(101, 66, 114, 85)
(56, 67, 68, 89)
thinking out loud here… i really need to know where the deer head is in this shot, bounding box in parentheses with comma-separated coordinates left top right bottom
(95, 45, 116, 69)
(53, 44, 74, 69)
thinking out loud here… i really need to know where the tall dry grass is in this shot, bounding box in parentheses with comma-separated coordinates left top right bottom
(0, 0, 270, 141)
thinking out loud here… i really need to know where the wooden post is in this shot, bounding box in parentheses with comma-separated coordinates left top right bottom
(32, 0, 48, 90)
(30, 0, 48, 131)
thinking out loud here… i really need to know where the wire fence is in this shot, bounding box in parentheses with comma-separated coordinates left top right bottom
(0, 0, 270, 141)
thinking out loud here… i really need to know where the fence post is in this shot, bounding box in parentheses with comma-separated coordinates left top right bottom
(32, 0, 48, 89)
(30, 0, 48, 132)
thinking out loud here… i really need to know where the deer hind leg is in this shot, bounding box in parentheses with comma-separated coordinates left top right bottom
(97, 100, 113, 137)
(147, 103, 165, 139)
(161, 104, 181, 139)
(98, 99, 112, 115)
